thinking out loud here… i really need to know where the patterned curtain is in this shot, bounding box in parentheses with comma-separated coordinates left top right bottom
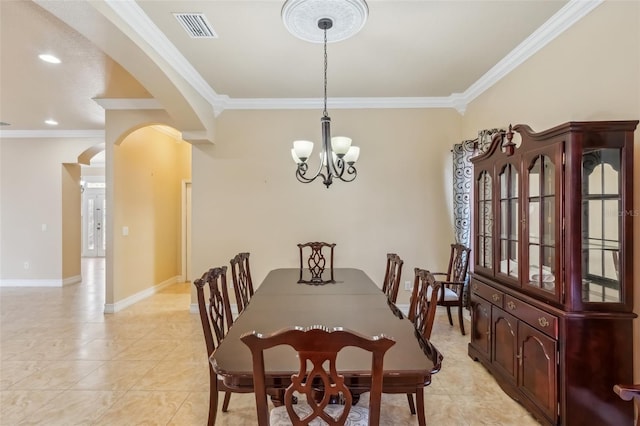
(452, 129, 501, 308)
(452, 140, 476, 308)
(452, 140, 476, 248)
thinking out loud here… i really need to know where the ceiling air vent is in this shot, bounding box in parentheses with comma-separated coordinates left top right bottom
(174, 13, 217, 39)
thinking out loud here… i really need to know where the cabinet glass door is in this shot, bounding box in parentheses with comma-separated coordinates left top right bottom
(526, 155, 556, 294)
(476, 171, 493, 270)
(498, 164, 519, 280)
(581, 148, 622, 303)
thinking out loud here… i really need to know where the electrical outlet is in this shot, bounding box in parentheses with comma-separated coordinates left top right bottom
(23, 261, 30, 270)
(404, 280, 412, 291)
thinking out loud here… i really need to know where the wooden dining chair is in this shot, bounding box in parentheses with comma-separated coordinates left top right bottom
(432, 243, 471, 335)
(297, 241, 336, 283)
(241, 325, 395, 426)
(405, 268, 441, 419)
(381, 253, 404, 303)
(409, 268, 442, 341)
(194, 266, 237, 426)
(229, 252, 254, 315)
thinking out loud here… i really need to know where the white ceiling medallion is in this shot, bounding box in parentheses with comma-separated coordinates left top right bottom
(282, 0, 369, 43)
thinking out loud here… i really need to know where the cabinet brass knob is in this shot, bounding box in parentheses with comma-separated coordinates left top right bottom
(472, 283, 478, 291)
(507, 301, 516, 310)
(492, 294, 500, 302)
(538, 317, 550, 327)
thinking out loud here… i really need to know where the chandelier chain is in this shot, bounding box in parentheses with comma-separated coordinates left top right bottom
(323, 25, 328, 118)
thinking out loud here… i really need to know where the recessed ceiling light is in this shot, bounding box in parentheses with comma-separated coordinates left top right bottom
(39, 54, 61, 64)
(45, 119, 58, 126)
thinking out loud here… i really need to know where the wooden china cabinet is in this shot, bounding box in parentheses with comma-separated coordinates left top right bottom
(467, 121, 638, 426)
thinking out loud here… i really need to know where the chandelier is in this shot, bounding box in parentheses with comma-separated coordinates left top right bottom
(283, 0, 368, 188)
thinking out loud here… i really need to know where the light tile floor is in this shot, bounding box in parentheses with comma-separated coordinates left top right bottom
(0, 258, 541, 425)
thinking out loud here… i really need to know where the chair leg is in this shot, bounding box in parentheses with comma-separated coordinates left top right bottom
(406, 392, 416, 415)
(458, 304, 466, 336)
(222, 391, 232, 412)
(208, 377, 219, 426)
(415, 386, 426, 426)
(446, 305, 453, 325)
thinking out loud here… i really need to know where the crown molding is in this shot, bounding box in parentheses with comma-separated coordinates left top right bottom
(119, 0, 604, 116)
(5, 0, 602, 137)
(104, 0, 224, 108)
(462, 0, 603, 106)
(0, 130, 105, 139)
(223, 96, 456, 110)
(107, 0, 600, 115)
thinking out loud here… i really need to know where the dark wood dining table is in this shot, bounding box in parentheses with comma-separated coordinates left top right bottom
(211, 268, 443, 425)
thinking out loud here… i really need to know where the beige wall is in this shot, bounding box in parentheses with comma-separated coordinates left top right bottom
(0, 137, 100, 283)
(462, 0, 640, 381)
(61, 163, 82, 281)
(111, 125, 191, 302)
(192, 108, 462, 305)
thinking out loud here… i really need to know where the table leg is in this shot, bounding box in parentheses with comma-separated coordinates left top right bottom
(415, 387, 426, 426)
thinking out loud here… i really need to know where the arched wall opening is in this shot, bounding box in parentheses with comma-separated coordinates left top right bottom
(104, 122, 191, 312)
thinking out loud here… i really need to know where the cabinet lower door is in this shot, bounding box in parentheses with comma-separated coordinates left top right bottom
(518, 322, 558, 423)
(492, 307, 518, 383)
(470, 295, 491, 358)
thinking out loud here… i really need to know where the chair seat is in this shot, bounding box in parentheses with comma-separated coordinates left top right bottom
(426, 285, 459, 302)
(270, 402, 369, 426)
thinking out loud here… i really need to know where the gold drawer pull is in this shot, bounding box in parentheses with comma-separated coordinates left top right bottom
(472, 283, 478, 291)
(538, 317, 550, 327)
(492, 294, 500, 302)
(507, 301, 516, 310)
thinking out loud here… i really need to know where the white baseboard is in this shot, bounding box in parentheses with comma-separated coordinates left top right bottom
(0, 274, 81, 288)
(104, 275, 179, 313)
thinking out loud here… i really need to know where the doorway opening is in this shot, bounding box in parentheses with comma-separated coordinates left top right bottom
(82, 179, 106, 257)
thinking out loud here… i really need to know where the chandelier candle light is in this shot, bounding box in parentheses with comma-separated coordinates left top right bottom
(283, 0, 368, 188)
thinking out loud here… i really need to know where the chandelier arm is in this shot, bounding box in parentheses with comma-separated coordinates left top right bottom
(296, 168, 330, 185)
(337, 165, 357, 182)
(296, 162, 328, 184)
(332, 157, 346, 178)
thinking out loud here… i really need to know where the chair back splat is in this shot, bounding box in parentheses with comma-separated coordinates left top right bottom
(241, 326, 395, 426)
(408, 268, 441, 340)
(297, 242, 336, 284)
(230, 252, 254, 314)
(381, 253, 404, 303)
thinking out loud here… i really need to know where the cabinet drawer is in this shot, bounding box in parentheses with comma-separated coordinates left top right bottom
(471, 280, 503, 307)
(503, 295, 558, 338)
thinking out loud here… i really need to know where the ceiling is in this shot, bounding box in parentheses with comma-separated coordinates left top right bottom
(1, 0, 602, 137)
